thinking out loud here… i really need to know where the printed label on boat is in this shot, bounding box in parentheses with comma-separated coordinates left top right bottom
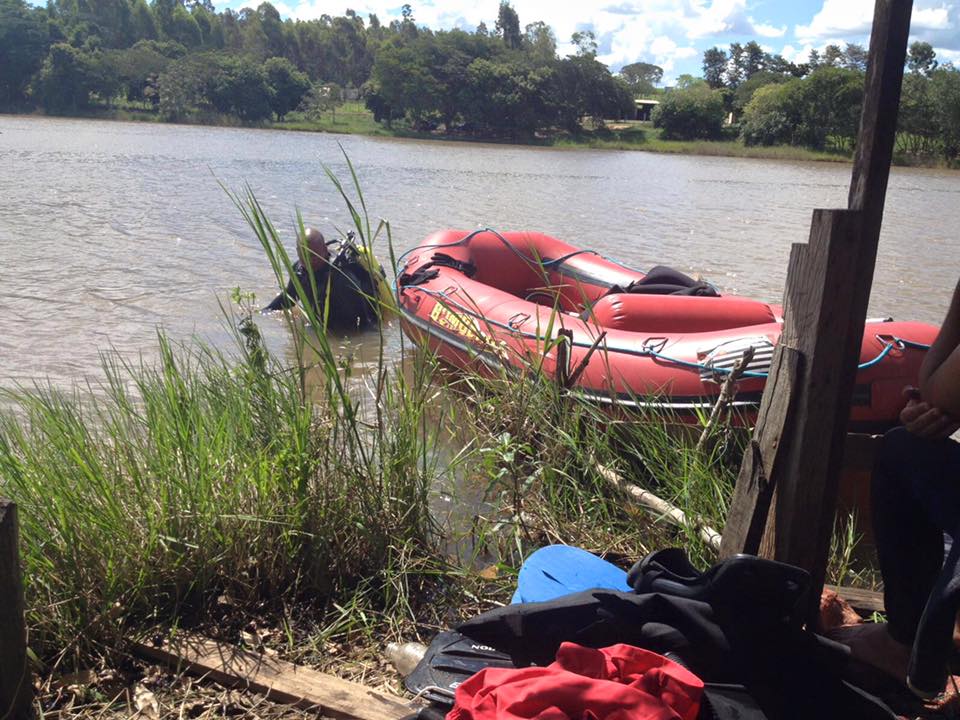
(430, 303, 511, 362)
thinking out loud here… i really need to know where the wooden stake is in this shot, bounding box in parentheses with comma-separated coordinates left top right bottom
(0, 500, 32, 720)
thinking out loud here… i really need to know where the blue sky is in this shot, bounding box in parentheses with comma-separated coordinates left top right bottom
(228, 0, 960, 82)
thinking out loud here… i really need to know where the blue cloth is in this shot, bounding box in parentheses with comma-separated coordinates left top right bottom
(512, 545, 630, 603)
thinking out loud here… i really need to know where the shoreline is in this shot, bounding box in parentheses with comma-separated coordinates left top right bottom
(6, 107, 957, 170)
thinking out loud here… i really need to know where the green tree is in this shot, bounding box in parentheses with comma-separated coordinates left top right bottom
(726, 42, 745, 86)
(495, 1, 521, 50)
(0, 0, 50, 109)
(86, 49, 122, 104)
(129, 0, 157, 40)
(619, 61, 663, 95)
(652, 84, 725, 139)
(732, 70, 787, 115)
(552, 54, 632, 131)
(739, 67, 863, 150)
(522, 21, 555, 63)
(462, 58, 544, 135)
(205, 54, 273, 121)
(674, 74, 706, 89)
(740, 81, 799, 145)
(796, 66, 863, 149)
(432, 29, 498, 130)
(367, 39, 440, 128)
(33, 42, 98, 112)
(264, 56, 309, 120)
(930, 67, 960, 160)
(907, 41, 938, 77)
(111, 42, 170, 103)
(702, 46, 727, 88)
(897, 72, 938, 155)
(822, 43, 844, 67)
(842, 43, 867, 71)
(157, 52, 205, 119)
(741, 40, 765, 80)
(570, 30, 597, 58)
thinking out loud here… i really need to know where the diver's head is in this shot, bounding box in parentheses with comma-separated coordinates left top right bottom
(298, 227, 330, 271)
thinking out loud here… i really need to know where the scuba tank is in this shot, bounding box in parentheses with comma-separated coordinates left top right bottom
(328, 232, 394, 323)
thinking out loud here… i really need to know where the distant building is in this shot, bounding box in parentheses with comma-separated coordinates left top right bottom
(634, 98, 660, 122)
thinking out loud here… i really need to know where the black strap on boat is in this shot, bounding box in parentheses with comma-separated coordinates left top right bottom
(430, 252, 477, 277)
(399, 266, 441, 287)
(398, 253, 477, 287)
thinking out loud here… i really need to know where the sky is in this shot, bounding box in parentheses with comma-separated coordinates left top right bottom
(228, 0, 960, 83)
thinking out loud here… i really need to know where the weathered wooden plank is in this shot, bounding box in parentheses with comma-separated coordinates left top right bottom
(849, 0, 914, 230)
(132, 634, 413, 720)
(759, 210, 866, 610)
(0, 500, 32, 720)
(720, 342, 802, 556)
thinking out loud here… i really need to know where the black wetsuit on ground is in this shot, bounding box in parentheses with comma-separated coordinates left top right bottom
(872, 427, 960, 694)
(263, 258, 379, 331)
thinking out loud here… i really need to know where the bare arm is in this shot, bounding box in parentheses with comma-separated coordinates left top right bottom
(919, 279, 960, 416)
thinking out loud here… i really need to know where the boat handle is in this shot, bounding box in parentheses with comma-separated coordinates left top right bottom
(509, 313, 530, 329)
(874, 334, 905, 351)
(643, 337, 668, 353)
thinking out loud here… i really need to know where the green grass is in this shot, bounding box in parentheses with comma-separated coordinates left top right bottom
(550, 123, 852, 162)
(0, 323, 444, 670)
(275, 102, 388, 135)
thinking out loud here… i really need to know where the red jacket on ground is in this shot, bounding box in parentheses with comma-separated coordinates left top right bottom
(447, 642, 704, 720)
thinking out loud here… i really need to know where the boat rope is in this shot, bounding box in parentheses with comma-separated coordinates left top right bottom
(399, 284, 931, 378)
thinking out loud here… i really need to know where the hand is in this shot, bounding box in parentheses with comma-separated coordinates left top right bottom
(900, 386, 960, 439)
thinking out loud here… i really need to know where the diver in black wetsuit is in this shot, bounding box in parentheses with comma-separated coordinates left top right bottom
(263, 227, 382, 331)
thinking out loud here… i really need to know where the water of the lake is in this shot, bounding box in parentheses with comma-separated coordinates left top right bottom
(1, 114, 958, 391)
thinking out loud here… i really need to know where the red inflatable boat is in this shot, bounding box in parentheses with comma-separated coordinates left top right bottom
(396, 229, 938, 431)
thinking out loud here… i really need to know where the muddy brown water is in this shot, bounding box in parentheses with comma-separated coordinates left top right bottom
(1, 114, 958, 392)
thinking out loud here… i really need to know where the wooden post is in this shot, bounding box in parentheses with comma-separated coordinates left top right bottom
(0, 500, 32, 720)
(721, 0, 913, 620)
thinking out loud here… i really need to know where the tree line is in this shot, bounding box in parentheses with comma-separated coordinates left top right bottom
(0, 0, 633, 133)
(3, 0, 959, 160)
(649, 39, 960, 162)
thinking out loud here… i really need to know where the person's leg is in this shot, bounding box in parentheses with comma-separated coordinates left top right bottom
(832, 429, 959, 681)
(871, 428, 952, 646)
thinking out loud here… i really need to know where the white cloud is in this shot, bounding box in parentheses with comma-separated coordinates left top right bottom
(912, 5, 952, 30)
(795, 1, 957, 45)
(794, 0, 872, 44)
(749, 17, 786, 38)
(937, 47, 960, 64)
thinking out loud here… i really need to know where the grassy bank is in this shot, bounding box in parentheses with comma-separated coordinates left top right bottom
(13, 103, 926, 166)
(19, 101, 960, 168)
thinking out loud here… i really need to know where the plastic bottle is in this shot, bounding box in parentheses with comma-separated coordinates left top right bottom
(386, 641, 428, 677)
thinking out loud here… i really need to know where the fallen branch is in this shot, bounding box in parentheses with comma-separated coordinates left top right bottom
(131, 633, 414, 720)
(595, 461, 722, 551)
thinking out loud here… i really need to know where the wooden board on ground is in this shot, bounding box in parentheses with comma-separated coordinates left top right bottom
(131, 634, 414, 720)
